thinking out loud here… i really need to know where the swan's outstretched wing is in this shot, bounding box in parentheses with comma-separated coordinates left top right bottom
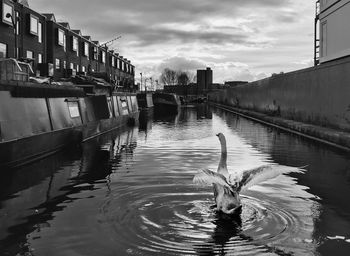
(229, 165, 306, 192)
(193, 169, 232, 191)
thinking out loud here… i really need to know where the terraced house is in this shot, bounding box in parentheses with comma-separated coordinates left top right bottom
(0, 0, 135, 87)
(0, 0, 45, 75)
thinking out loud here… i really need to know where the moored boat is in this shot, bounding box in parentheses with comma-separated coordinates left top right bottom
(152, 92, 181, 113)
(0, 81, 139, 168)
(136, 92, 154, 109)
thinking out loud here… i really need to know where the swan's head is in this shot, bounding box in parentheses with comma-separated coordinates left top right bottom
(216, 133, 226, 144)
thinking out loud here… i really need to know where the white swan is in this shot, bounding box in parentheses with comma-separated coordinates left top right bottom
(193, 133, 305, 215)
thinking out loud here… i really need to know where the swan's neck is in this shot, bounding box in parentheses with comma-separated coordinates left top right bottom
(217, 139, 228, 176)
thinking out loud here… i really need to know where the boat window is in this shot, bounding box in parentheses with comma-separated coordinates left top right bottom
(113, 96, 120, 116)
(107, 97, 113, 118)
(131, 96, 138, 112)
(119, 97, 129, 115)
(67, 101, 80, 118)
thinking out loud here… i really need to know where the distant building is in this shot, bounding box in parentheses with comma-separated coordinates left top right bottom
(197, 67, 212, 93)
(224, 81, 248, 87)
(210, 83, 224, 89)
(317, 0, 350, 64)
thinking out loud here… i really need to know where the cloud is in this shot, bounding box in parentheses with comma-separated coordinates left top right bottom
(158, 57, 206, 72)
(30, 0, 314, 83)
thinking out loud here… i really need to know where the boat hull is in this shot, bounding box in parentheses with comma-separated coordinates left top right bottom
(0, 83, 139, 168)
(152, 92, 181, 113)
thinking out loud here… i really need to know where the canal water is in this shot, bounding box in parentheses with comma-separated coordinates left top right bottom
(1, 105, 350, 256)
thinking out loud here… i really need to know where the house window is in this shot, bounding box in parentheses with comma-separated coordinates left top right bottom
(72, 36, 78, 51)
(63, 34, 66, 52)
(63, 61, 66, 69)
(111, 56, 115, 67)
(70, 63, 74, 69)
(67, 101, 80, 118)
(2, 2, 13, 26)
(38, 53, 42, 63)
(84, 42, 89, 58)
(93, 46, 98, 60)
(101, 51, 106, 63)
(72, 36, 79, 56)
(0, 43, 7, 58)
(321, 21, 327, 57)
(58, 29, 65, 46)
(82, 66, 85, 72)
(26, 50, 34, 59)
(29, 15, 38, 35)
(76, 64, 79, 72)
(38, 22, 42, 43)
(117, 59, 120, 69)
(55, 58, 60, 70)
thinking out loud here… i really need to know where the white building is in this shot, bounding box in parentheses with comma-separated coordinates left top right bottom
(318, 0, 350, 63)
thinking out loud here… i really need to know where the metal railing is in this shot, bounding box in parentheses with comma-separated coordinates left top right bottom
(0, 58, 34, 82)
(314, 0, 321, 66)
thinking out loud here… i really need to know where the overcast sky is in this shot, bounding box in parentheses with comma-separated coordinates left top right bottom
(30, 0, 315, 83)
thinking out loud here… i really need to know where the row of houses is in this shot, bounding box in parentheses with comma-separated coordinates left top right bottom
(0, 0, 135, 87)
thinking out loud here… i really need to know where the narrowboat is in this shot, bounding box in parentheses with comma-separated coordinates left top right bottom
(136, 92, 154, 109)
(0, 79, 139, 168)
(152, 92, 181, 113)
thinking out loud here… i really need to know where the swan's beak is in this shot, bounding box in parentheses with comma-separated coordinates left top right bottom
(216, 133, 219, 137)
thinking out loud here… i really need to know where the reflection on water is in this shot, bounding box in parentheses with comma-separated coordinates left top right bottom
(1, 105, 350, 255)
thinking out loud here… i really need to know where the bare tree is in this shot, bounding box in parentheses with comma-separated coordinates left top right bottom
(160, 68, 177, 86)
(177, 71, 190, 86)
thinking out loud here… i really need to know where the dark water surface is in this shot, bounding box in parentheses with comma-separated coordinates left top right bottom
(1, 105, 350, 256)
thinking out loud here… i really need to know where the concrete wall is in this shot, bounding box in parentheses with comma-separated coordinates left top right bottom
(209, 56, 350, 132)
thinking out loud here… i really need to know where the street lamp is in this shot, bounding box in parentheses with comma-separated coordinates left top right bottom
(140, 72, 143, 92)
(150, 77, 153, 91)
(144, 78, 148, 93)
(6, 12, 20, 59)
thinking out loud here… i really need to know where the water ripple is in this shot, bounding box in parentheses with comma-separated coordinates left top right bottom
(99, 178, 309, 255)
